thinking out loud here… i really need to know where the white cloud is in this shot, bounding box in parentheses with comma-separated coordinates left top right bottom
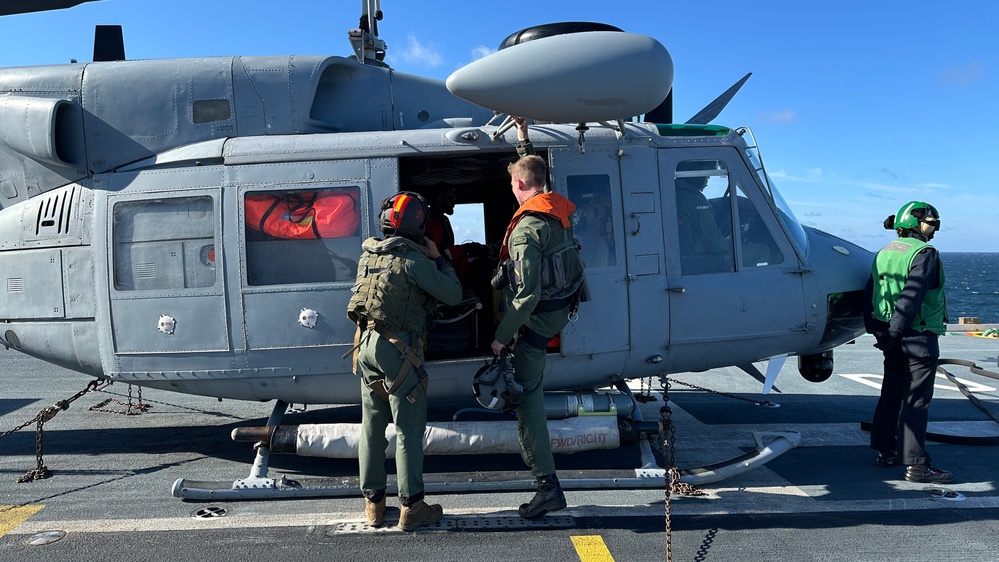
(938, 61, 984, 86)
(757, 109, 797, 124)
(399, 34, 442, 67)
(769, 167, 821, 183)
(471, 45, 495, 61)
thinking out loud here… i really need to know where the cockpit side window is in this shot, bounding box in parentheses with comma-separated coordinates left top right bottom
(567, 174, 616, 268)
(243, 187, 362, 286)
(735, 183, 784, 268)
(112, 195, 216, 291)
(675, 160, 734, 275)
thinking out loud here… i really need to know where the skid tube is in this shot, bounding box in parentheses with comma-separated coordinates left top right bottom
(172, 384, 800, 501)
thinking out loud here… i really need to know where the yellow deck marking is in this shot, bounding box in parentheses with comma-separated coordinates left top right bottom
(1, 505, 44, 537)
(571, 535, 615, 562)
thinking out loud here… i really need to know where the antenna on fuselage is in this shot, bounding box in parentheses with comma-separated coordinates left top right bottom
(348, 0, 386, 64)
(93, 24, 125, 62)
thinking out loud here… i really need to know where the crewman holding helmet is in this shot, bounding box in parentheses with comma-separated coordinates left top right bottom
(347, 191, 463, 530)
(490, 118, 587, 518)
(865, 200, 952, 483)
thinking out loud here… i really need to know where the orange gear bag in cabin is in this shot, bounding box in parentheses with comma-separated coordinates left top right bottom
(245, 191, 360, 239)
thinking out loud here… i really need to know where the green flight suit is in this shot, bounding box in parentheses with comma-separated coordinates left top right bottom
(351, 236, 461, 503)
(496, 208, 583, 477)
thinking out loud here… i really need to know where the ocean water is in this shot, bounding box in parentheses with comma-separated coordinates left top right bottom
(942, 252, 999, 324)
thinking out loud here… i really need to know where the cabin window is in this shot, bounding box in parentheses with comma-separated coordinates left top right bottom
(243, 187, 362, 286)
(735, 184, 784, 268)
(112, 196, 216, 291)
(192, 99, 232, 124)
(450, 203, 486, 244)
(567, 174, 616, 268)
(675, 160, 734, 275)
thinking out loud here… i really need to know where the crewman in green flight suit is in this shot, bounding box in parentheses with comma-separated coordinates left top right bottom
(347, 191, 463, 531)
(490, 118, 587, 519)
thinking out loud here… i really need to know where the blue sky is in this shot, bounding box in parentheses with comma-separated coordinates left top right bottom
(3, 0, 996, 252)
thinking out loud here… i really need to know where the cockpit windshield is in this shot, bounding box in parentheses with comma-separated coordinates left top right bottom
(741, 130, 808, 256)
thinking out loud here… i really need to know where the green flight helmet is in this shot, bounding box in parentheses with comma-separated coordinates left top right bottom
(894, 201, 940, 231)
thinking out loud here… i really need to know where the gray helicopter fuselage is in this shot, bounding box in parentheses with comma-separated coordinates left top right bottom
(0, 55, 873, 405)
(0, 130, 872, 403)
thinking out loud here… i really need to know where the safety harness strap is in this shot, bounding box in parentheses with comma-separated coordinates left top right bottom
(341, 322, 369, 375)
(344, 319, 430, 403)
(518, 325, 551, 351)
(532, 293, 574, 315)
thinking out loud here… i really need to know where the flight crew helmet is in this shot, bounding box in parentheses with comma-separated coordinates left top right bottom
(471, 351, 524, 411)
(889, 200, 940, 239)
(379, 191, 429, 241)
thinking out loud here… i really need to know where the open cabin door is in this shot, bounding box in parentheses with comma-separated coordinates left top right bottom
(548, 147, 629, 356)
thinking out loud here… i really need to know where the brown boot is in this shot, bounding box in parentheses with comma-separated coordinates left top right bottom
(397, 499, 443, 531)
(364, 497, 386, 527)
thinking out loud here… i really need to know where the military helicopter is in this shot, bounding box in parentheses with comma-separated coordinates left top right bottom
(1, 1, 874, 497)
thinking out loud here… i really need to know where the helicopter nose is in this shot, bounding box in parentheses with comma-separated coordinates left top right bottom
(804, 227, 875, 351)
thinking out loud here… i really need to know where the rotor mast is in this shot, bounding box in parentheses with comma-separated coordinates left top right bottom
(348, 0, 386, 64)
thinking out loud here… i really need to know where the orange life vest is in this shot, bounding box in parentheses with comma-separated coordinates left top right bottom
(245, 191, 360, 239)
(499, 192, 576, 260)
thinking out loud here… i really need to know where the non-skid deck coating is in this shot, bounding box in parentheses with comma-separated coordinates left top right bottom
(2, 333, 998, 561)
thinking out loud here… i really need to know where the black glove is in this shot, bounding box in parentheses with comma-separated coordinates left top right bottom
(873, 331, 900, 351)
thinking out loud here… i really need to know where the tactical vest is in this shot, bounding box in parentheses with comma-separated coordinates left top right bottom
(499, 212, 587, 306)
(347, 237, 436, 334)
(537, 218, 586, 302)
(871, 237, 947, 335)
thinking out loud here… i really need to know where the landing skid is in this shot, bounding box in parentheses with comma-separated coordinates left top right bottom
(171, 389, 800, 501)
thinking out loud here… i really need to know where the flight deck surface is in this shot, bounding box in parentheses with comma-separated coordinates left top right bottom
(2, 332, 999, 561)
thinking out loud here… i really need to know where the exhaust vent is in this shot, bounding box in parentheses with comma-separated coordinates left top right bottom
(35, 185, 77, 237)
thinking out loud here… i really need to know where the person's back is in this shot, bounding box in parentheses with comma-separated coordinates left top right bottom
(347, 191, 461, 531)
(865, 200, 952, 485)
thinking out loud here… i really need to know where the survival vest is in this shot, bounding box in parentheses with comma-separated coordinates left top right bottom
(347, 237, 436, 334)
(245, 191, 359, 239)
(499, 192, 587, 307)
(871, 237, 948, 335)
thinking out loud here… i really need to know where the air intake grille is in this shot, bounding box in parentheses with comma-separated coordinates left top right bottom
(7, 278, 24, 293)
(135, 263, 157, 279)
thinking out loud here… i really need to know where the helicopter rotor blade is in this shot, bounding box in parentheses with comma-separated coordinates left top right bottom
(0, 0, 101, 16)
(685, 72, 752, 125)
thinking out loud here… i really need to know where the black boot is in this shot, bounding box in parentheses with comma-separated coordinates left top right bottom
(518, 473, 567, 519)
